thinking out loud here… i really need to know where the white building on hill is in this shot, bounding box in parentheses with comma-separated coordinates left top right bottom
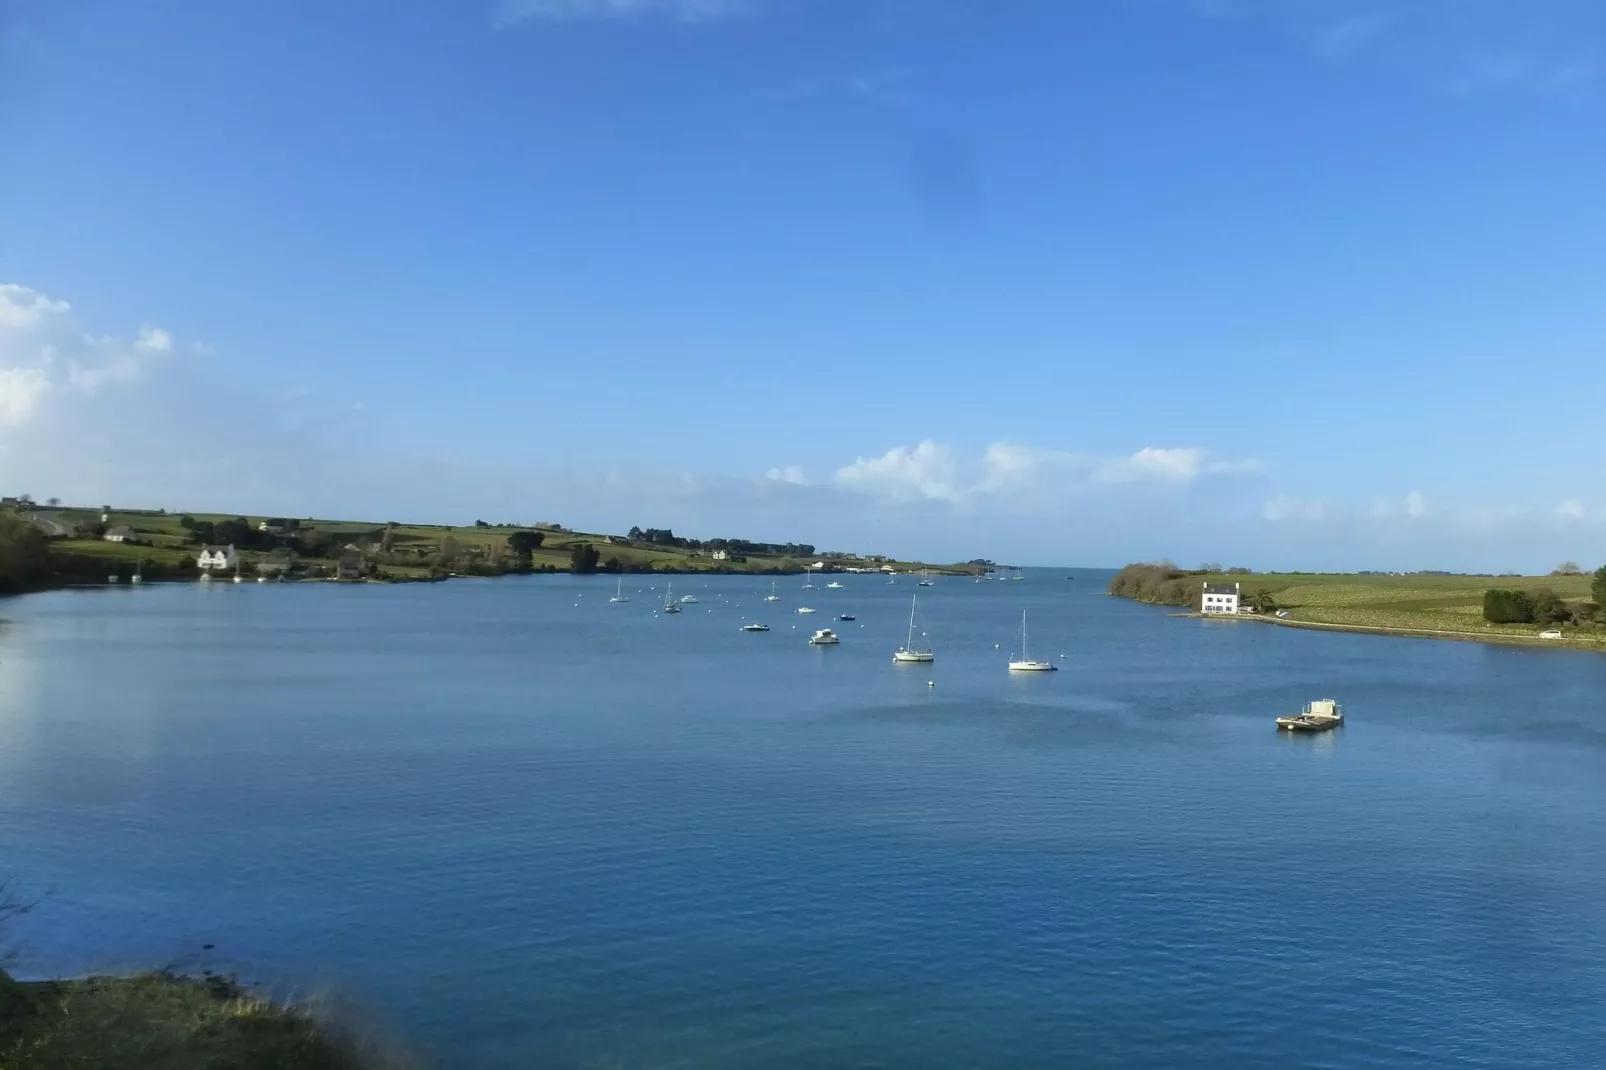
(1201, 582, 1241, 615)
(197, 545, 238, 571)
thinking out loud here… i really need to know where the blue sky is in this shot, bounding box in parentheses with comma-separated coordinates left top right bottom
(3, 0, 1605, 569)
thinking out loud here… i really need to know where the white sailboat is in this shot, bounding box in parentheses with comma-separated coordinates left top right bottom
(1008, 610, 1056, 672)
(893, 593, 935, 663)
(918, 569, 934, 587)
(610, 576, 629, 603)
(661, 580, 682, 613)
(764, 581, 782, 603)
(801, 570, 815, 590)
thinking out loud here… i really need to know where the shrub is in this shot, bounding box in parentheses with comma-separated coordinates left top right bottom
(1482, 588, 1533, 624)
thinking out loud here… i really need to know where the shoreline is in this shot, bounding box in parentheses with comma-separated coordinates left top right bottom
(1176, 609, 1606, 652)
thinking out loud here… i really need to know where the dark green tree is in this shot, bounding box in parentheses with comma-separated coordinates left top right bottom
(507, 530, 544, 558)
(1594, 565, 1606, 609)
(1482, 588, 1533, 624)
(569, 543, 600, 574)
(1527, 587, 1566, 625)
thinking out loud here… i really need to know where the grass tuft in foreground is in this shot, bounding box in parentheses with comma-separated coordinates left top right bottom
(1, 970, 417, 1070)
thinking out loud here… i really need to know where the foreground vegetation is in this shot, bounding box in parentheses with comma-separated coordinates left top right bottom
(0, 970, 408, 1070)
(1109, 562, 1606, 647)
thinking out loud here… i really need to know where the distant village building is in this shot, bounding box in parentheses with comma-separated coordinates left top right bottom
(256, 551, 294, 576)
(197, 545, 238, 571)
(336, 553, 365, 581)
(711, 550, 729, 561)
(258, 518, 290, 534)
(103, 525, 136, 543)
(1201, 582, 1241, 615)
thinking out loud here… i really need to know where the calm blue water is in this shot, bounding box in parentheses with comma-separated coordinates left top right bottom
(3, 570, 1605, 1068)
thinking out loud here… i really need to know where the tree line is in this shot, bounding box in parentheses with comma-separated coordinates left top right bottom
(625, 527, 815, 557)
(1483, 566, 1606, 626)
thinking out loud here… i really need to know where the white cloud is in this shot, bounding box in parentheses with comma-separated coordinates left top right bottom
(496, 0, 753, 24)
(1557, 499, 1587, 519)
(834, 440, 961, 504)
(0, 284, 70, 330)
(0, 283, 174, 418)
(1095, 446, 1208, 483)
(1264, 496, 1328, 522)
(764, 464, 807, 485)
(1404, 490, 1429, 519)
(0, 367, 50, 427)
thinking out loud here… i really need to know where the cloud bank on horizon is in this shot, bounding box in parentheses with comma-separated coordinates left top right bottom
(3, 282, 1600, 573)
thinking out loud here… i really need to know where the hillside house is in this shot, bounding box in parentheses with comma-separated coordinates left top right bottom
(197, 545, 237, 571)
(336, 553, 365, 581)
(1201, 582, 1241, 615)
(256, 551, 294, 576)
(103, 525, 136, 543)
(711, 550, 729, 561)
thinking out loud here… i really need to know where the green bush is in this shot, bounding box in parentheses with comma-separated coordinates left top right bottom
(1482, 588, 1533, 624)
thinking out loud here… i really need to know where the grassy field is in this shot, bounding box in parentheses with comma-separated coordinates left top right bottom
(28, 508, 969, 579)
(1196, 571, 1604, 646)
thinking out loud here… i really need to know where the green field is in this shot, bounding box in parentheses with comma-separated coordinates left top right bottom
(28, 508, 972, 581)
(1198, 571, 1603, 646)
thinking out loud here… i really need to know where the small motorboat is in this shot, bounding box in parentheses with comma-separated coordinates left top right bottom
(797, 606, 817, 614)
(680, 594, 698, 604)
(826, 581, 844, 589)
(837, 614, 857, 622)
(740, 622, 770, 632)
(808, 628, 840, 645)
(1277, 699, 1343, 731)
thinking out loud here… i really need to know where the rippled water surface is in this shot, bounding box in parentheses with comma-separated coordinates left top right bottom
(3, 570, 1604, 1068)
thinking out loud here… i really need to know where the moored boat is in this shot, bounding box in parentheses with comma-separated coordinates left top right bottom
(808, 628, 840, 645)
(1276, 698, 1344, 731)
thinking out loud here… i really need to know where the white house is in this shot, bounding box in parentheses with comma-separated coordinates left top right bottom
(711, 550, 729, 561)
(197, 545, 238, 571)
(1201, 581, 1241, 615)
(103, 525, 136, 543)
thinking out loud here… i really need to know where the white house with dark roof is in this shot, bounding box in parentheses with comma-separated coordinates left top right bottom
(1201, 581, 1241, 615)
(103, 525, 136, 543)
(197, 545, 237, 571)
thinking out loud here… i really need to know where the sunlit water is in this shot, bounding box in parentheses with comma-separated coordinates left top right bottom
(2, 570, 1604, 1068)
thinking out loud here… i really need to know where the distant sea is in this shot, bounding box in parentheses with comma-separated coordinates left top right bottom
(3, 570, 1603, 1068)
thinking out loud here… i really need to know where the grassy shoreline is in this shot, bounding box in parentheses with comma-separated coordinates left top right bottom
(1114, 565, 1605, 652)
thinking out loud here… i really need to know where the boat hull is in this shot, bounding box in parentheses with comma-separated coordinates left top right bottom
(893, 651, 934, 663)
(1008, 662, 1057, 672)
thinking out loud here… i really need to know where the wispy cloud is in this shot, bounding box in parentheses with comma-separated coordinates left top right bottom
(495, 0, 756, 26)
(1190, 0, 1605, 98)
(1264, 496, 1329, 522)
(764, 464, 808, 486)
(829, 440, 1262, 506)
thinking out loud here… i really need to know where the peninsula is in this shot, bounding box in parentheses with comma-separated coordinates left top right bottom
(1108, 562, 1606, 650)
(0, 501, 983, 593)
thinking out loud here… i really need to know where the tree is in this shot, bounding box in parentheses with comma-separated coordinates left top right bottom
(0, 514, 51, 594)
(1553, 561, 1583, 576)
(569, 543, 600, 574)
(507, 530, 543, 561)
(45, 497, 59, 508)
(1527, 587, 1566, 625)
(179, 515, 197, 531)
(1593, 565, 1606, 611)
(1483, 588, 1533, 624)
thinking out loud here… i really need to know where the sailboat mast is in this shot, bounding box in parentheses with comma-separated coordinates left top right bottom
(907, 595, 917, 648)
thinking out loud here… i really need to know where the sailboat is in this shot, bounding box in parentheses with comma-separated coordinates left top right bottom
(801, 570, 815, 590)
(764, 581, 782, 603)
(918, 569, 934, 587)
(131, 556, 145, 585)
(610, 576, 629, 603)
(893, 593, 935, 663)
(1008, 611, 1056, 671)
(661, 579, 682, 613)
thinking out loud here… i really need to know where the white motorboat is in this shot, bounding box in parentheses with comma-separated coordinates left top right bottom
(1276, 698, 1343, 731)
(680, 594, 698, 604)
(826, 581, 844, 589)
(808, 628, 840, 645)
(893, 593, 935, 663)
(610, 576, 629, 603)
(740, 622, 770, 632)
(797, 606, 817, 614)
(1008, 611, 1056, 672)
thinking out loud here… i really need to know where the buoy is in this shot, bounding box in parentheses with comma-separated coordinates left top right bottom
(928, 681, 935, 688)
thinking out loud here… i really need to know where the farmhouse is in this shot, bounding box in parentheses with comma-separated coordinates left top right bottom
(103, 525, 136, 543)
(1201, 582, 1241, 615)
(197, 545, 237, 571)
